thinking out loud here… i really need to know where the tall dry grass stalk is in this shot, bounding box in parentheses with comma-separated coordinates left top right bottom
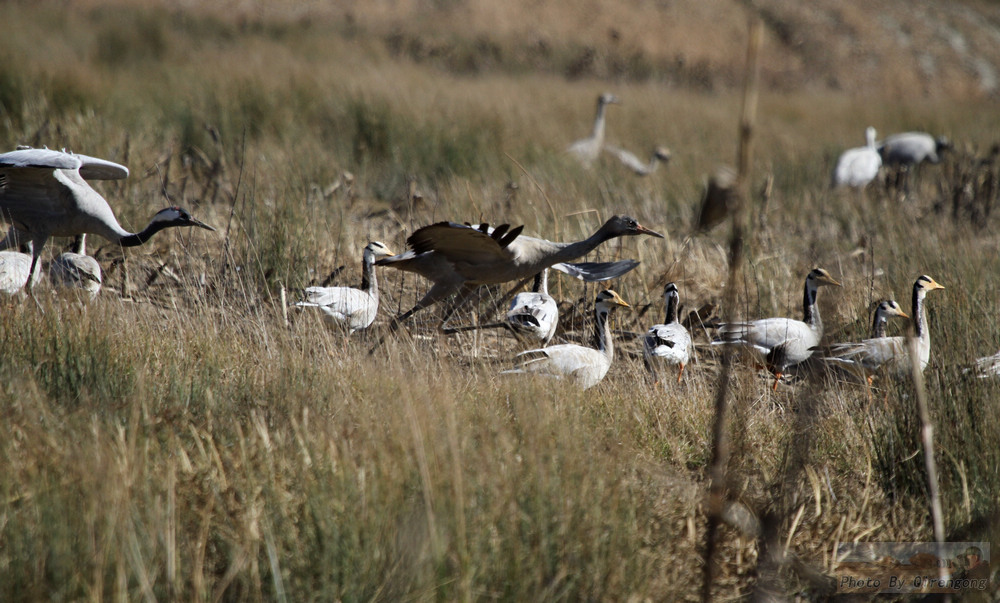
(702, 16, 762, 602)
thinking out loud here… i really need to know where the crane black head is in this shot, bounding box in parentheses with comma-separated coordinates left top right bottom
(118, 206, 215, 248)
(600, 215, 664, 239)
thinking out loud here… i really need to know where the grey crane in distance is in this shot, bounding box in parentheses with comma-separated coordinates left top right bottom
(879, 132, 952, 167)
(713, 268, 842, 390)
(501, 289, 630, 390)
(49, 234, 102, 299)
(831, 126, 882, 189)
(567, 93, 620, 168)
(376, 214, 663, 330)
(294, 241, 395, 333)
(0, 147, 215, 293)
(604, 145, 672, 176)
(643, 282, 693, 384)
(878, 131, 952, 194)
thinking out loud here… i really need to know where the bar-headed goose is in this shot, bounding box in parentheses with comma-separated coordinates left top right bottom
(501, 289, 629, 390)
(506, 268, 558, 345)
(295, 241, 395, 332)
(824, 275, 944, 378)
(643, 282, 692, 384)
(714, 268, 842, 389)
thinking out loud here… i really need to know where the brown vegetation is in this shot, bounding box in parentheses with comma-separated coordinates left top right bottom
(0, 1, 998, 600)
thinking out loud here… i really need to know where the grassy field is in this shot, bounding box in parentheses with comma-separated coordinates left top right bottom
(1, 1, 999, 600)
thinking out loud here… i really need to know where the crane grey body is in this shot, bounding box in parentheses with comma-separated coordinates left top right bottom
(295, 241, 394, 333)
(879, 132, 951, 166)
(0, 147, 215, 292)
(604, 145, 671, 176)
(49, 234, 102, 298)
(567, 93, 620, 167)
(501, 289, 629, 390)
(643, 282, 692, 384)
(823, 276, 944, 378)
(714, 268, 841, 389)
(831, 127, 882, 188)
(376, 215, 662, 328)
(506, 268, 558, 345)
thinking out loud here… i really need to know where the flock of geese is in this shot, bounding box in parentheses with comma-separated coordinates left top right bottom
(0, 95, 987, 389)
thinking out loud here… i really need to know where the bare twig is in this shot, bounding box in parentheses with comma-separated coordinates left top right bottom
(702, 15, 763, 603)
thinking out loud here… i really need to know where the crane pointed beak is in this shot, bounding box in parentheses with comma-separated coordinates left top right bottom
(190, 217, 217, 232)
(636, 223, 665, 238)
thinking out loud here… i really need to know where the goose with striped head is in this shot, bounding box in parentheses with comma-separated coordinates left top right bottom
(501, 289, 630, 390)
(643, 282, 692, 384)
(714, 268, 842, 389)
(295, 241, 395, 333)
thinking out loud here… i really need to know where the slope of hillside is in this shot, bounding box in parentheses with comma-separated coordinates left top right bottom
(83, 0, 1000, 98)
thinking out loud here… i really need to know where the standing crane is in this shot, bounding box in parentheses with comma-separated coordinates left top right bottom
(566, 93, 620, 168)
(0, 147, 215, 293)
(831, 127, 882, 189)
(878, 131, 952, 194)
(376, 215, 663, 329)
(49, 234, 102, 299)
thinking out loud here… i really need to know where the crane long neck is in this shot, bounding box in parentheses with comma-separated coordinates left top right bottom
(545, 225, 618, 266)
(594, 306, 614, 361)
(592, 101, 609, 142)
(116, 221, 172, 248)
(802, 279, 822, 335)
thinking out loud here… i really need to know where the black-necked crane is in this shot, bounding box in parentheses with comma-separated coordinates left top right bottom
(567, 93, 620, 167)
(0, 243, 37, 296)
(501, 289, 630, 390)
(822, 275, 944, 378)
(294, 241, 395, 333)
(0, 147, 215, 293)
(831, 127, 882, 188)
(506, 268, 558, 345)
(49, 234, 101, 298)
(643, 282, 692, 384)
(604, 145, 672, 176)
(376, 215, 663, 329)
(713, 268, 842, 389)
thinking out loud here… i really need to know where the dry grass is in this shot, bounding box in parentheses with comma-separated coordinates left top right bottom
(1, 2, 999, 601)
